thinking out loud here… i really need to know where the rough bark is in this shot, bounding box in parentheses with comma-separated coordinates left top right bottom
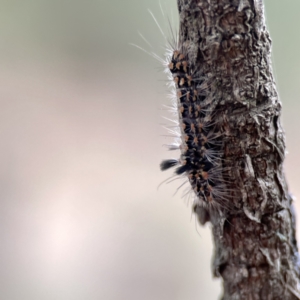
(176, 0, 300, 298)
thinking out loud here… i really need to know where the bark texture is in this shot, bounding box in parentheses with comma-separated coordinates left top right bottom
(176, 0, 300, 298)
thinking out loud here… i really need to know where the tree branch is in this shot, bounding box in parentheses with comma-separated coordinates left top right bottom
(165, 0, 300, 298)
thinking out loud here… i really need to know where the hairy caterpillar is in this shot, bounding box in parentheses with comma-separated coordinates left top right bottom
(133, 5, 235, 214)
(160, 44, 232, 212)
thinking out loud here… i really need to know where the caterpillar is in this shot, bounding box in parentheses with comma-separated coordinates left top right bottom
(133, 5, 235, 214)
(159, 35, 233, 213)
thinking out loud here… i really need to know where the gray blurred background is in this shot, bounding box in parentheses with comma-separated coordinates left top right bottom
(0, 1, 299, 299)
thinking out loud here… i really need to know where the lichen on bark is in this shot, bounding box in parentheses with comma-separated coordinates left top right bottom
(176, 0, 300, 298)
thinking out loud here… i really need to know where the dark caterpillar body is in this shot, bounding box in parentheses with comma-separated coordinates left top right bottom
(161, 49, 227, 207)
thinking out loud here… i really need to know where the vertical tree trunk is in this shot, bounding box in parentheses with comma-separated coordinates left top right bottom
(175, 0, 300, 298)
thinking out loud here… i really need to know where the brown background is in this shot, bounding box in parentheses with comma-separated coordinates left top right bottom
(0, 1, 299, 299)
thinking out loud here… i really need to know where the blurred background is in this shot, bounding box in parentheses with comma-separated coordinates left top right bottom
(0, 0, 299, 299)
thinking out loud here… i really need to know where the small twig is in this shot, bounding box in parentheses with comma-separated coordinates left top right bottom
(161, 0, 300, 298)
